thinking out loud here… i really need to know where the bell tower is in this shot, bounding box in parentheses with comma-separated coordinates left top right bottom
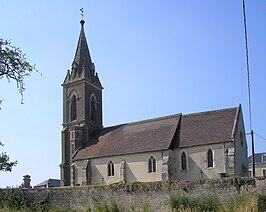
(60, 19, 103, 186)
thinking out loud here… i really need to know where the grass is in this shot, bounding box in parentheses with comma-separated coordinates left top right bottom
(169, 194, 220, 211)
(169, 193, 266, 212)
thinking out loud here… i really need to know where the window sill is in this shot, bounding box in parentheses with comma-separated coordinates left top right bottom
(148, 172, 157, 174)
(206, 167, 214, 170)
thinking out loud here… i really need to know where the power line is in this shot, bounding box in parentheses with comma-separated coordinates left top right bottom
(242, 0, 255, 177)
(242, 0, 252, 132)
(254, 132, 266, 141)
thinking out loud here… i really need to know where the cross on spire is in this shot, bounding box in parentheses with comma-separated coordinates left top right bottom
(80, 8, 84, 20)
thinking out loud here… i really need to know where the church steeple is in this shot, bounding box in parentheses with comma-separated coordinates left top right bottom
(64, 19, 102, 88)
(72, 20, 92, 73)
(61, 17, 104, 186)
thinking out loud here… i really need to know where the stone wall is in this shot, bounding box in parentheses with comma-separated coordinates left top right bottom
(4, 178, 266, 211)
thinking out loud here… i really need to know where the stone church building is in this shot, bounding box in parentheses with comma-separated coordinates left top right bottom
(60, 19, 248, 186)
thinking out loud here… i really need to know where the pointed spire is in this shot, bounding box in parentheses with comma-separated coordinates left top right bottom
(63, 17, 103, 89)
(72, 19, 92, 73)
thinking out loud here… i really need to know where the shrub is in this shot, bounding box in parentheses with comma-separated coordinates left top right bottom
(225, 193, 257, 212)
(142, 205, 153, 212)
(169, 194, 190, 210)
(0, 189, 49, 211)
(226, 194, 246, 211)
(258, 194, 266, 212)
(0, 189, 30, 209)
(191, 195, 220, 211)
(110, 200, 119, 212)
(129, 205, 136, 212)
(94, 202, 110, 212)
(169, 194, 220, 211)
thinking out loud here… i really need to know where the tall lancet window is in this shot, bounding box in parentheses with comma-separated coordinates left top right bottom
(207, 149, 214, 168)
(107, 161, 114, 176)
(70, 95, 77, 121)
(148, 156, 156, 173)
(181, 152, 187, 171)
(90, 95, 97, 122)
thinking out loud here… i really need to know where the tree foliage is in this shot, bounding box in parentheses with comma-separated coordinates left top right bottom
(0, 38, 36, 172)
(0, 142, 17, 172)
(0, 38, 37, 103)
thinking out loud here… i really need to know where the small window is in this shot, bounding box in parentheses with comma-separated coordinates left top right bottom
(181, 152, 187, 171)
(240, 131, 244, 146)
(70, 95, 77, 121)
(262, 155, 266, 162)
(107, 161, 114, 176)
(249, 171, 252, 177)
(207, 149, 213, 168)
(71, 142, 75, 154)
(90, 95, 97, 122)
(263, 170, 266, 177)
(148, 156, 156, 173)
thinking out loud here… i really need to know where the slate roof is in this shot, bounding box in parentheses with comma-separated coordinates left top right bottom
(248, 152, 266, 164)
(74, 106, 240, 161)
(34, 179, 60, 188)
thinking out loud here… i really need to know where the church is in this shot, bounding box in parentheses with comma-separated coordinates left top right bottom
(60, 19, 248, 186)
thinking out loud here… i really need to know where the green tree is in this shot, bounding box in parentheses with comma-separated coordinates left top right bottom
(0, 38, 37, 172)
(0, 39, 36, 102)
(0, 142, 17, 172)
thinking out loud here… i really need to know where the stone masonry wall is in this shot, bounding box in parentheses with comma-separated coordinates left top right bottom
(4, 178, 266, 211)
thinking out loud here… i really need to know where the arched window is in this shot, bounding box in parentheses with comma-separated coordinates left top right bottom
(181, 152, 187, 171)
(207, 149, 213, 168)
(148, 156, 156, 173)
(107, 161, 114, 176)
(90, 95, 97, 122)
(70, 95, 77, 121)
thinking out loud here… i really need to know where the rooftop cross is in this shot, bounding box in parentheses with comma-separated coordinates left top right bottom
(80, 8, 84, 20)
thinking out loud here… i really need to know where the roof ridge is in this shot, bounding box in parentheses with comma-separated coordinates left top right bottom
(249, 152, 266, 157)
(101, 113, 181, 130)
(182, 106, 238, 118)
(126, 113, 181, 126)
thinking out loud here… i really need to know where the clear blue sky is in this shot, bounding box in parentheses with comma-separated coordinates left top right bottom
(0, 1, 265, 187)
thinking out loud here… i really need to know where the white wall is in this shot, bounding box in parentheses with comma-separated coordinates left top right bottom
(249, 164, 266, 177)
(172, 142, 234, 180)
(72, 108, 248, 184)
(74, 150, 171, 185)
(233, 108, 249, 176)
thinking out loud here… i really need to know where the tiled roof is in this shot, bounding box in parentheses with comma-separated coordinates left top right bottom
(74, 114, 181, 160)
(179, 107, 239, 147)
(74, 106, 240, 160)
(248, 152, 266, 164)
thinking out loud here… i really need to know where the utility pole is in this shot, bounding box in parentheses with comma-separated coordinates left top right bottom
(251, 130, 255, 177)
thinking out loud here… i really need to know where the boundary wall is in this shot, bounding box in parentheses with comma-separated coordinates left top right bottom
(3, 178, 266, 211)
